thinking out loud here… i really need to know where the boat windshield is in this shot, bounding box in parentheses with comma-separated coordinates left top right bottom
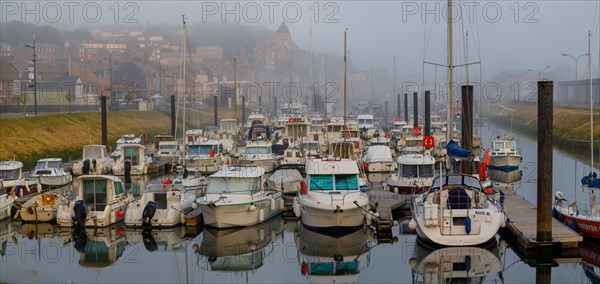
(246, 147, 271, 155)
(402, 165, 434, 178)
(309, 174, 358, 190)
(359, 119, 373, 125)
(302, 143, 320, 151)
(431, 175, 482, 190)
(206, 177, 261, 194)
(159, 144, 177, 151)
(493, 141, 505, 149)
(0, 169, 20, 180)
(187, 145, 215, 155)
(83, 147, 104, 159)
(405, 139, 422, 147)
(36, 160, 60, 170)
(82, 179, 108, 211)
(310, 261, 359, 275)
(327, 125, 343, 132)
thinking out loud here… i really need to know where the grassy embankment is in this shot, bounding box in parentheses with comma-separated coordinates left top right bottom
(0, 108, 239, 169)
(489, 104, 600, 167)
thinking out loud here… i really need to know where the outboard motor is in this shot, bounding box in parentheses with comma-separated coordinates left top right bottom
(142, 200, 157, 227)
(73, 228, 88, 253)
(124, 160, 132, 184)
(72, 200, 88, 228)
(82, 159, 90, 175)
(142, 230, 158, 251)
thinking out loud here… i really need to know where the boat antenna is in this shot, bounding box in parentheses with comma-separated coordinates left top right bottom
(446, 0, 454, 143)
(343, 29, 347, 142)
(182, 15, 188, 163)
(234, 58, 238, 154)
(589, 30, 594, 174)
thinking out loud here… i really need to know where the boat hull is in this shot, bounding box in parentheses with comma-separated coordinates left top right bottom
(57, 201, 130, 228)
(385, 174, 431, 195)
(299, 193, 370, 231)
(561, 213, 600, 239)
(125, 193, 195, 228)
(489, 155, 522, 169)
(364, 161, 397, 173)
(199, 197, 282, 228)
(0, 194, 16, 221)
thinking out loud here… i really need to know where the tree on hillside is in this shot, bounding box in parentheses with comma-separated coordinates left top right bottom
(65, 91, 75, 113)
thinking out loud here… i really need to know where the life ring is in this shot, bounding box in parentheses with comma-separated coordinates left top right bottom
(413, 126, 422, 137)
(423, 135, 434, 149)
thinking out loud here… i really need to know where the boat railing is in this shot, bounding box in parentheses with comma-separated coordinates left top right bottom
(325, 190, 362, 205)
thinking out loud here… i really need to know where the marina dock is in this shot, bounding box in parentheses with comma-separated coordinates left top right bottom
(369, 184, 410, 242)
(502, 189, 583, 254)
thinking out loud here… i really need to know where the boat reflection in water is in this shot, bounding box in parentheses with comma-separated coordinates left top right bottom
(487, 168, 522, 184)
(17, 222, 59, 239)
(294, 224, 375, 283)
(58, 223, 128, 268)
(193, 217, 283, 271)
(125, 226, 196, 252)
(409, 239, 504, 284)
(0, 220, 15, 256)
(579, 241, 600, 283)
(124, 175, 149, 198)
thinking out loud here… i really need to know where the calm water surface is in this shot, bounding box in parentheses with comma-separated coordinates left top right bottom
(0, 122, 598, 283)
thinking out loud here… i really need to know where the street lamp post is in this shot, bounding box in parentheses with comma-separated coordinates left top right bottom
(526, 65, 551, 81)
(561, 53, 588, 105)
(25, 35, 37, 115)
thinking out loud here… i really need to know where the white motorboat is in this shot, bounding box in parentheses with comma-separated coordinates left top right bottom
(19, 192, 66, 222)
(386, 154, 435, 195)
(112, 144, 153, 175)
(57, 175, 134, 228)
(241, 141, 277, 173)
(125, 183, 196, 228)
(409, 239, 504, 283)
(1, 161, 43, 203)
(295, 224, 374, 282)
(72, 145, 114, 175)
(410, 174, 505, 246)
(110, 134, 142, 160)
(0, 191, 16, 221)
(369, 136, 391, 147)
(293, 158, 373, 233)
(197, 166, 283, 228)
(30, 158, 72, 188)
(172, 167, 208, 195)
(267, 168, 303, 194)
(301, 140, 322, 158)
(184, 138, 224, 174)
(399, 136, 425, 155)
(489, 136, 522, 171)
(362, 145, 397, 173)
(155, 140, 179, 162)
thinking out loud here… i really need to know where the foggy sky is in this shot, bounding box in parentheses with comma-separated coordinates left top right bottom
(3, 0, 599, 83)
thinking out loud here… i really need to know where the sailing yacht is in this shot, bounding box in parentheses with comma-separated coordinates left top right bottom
(553, 32, 600, 239)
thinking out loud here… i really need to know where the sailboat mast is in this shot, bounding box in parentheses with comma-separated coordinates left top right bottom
(589, 31, 594, 172)
(182, 16, 188, 158)
(343, 30, 347, 140)
(447, 0, 454, 142)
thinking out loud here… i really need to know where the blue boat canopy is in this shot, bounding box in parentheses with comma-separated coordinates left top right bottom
(581, 172, 600, 188)
(446, 140, 471, 158)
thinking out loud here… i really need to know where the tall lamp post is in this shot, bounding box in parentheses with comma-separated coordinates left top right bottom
(561, 53, 588, 105)
(25, 35, 37, 115)
(104, 53, 113, 108)
(526, 65, 551, 81)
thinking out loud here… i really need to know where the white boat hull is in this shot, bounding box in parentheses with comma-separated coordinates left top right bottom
(298, 191, 370, 229)
(414, 205, 504, 246)
(364, 160, 397, 173)
(200, 196, 283, 228)
(57, 200, 131, 228)
(0, 194, 16, 221)
(125, 192, 195, 228)
(242, 159, 277, 173)
(19, 193, 64, 222)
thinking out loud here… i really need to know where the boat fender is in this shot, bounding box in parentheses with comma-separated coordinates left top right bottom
(293, 202, 301, 217)
(465, 255, 471, 271)
(270, 199, 276, 211)
(279, 199, 285, 210)
(300, 181, 307, 195)
(301, 261, 308, 275)
(551, 207, 559, 219)
(258, 209, 264, 222)
(142, 201, 157, 226)
(465, 216, 472, 234)
(408, 219, 417, 230)
(249, 204, 257, 212)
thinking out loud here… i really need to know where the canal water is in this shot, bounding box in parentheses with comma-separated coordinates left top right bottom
(0, 122, 598, 283)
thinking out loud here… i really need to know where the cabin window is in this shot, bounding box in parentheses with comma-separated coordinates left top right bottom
(335, 174, 358, 190)
(206, 177, 261, 193)
(246, 147, 271, 155)
(0, 169, 20, 180)
(309, 175, 334, 190)
(402, 165, 418, 178)
(123, 147, 140, 165)
(418, 165, 434, 177)
(82, 179, 108, 211)
(83, 147, 104, 159)
(309, 261, 359, 275)
(493, 141, 505, 149)
(114, 182, 124, 195)
(159, 144, 177, 151)
(506, 141, 516, 149)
